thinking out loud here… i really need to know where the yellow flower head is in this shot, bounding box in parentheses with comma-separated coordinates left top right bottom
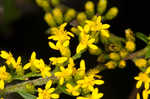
(77, 88, 103, 99)
(134, 67, 150, 89)
(35, 59, 51, 78)
(55, 66, 73, 85)
(49, 57, 68, 66)
(135, 58, 147, 68)
(37, 80, 59, 99)
(77, 75, 104, 91)
(23, 51, 38, 70)
(0, 66, 11, 90)
(48, 23, 74, 43)
(66, 83, 80, 96)
(76, 33, 98, 53)
(86, 16, 110, 38)
(0, 50, 15, 66)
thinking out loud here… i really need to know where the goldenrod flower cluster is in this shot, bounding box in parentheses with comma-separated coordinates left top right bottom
(1, 0, 149, 99)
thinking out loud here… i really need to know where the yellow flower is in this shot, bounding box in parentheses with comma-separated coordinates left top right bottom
(12, 56, 24, 76)
(35, 59, 51, 78)
(77, 75, 104, 91)
(49, 41, 71, 57)
(66, 83, 80, 96)
(125, 41, 135, 52)
(48, 23, 74, 43)
(23, 51, 38, 70)
(55, 66, 73, 85)
(134, 67, 150, 89)
(77, 88, 103, 99)
(0, 50, 15, 66)
(49, 57, 68, 65)
(135, 58, 147, 68)
(0, 66, 11, 90)
(37, 80, 59, 99)
(76, 33, 98, 53)
(86, 16, 110, 38)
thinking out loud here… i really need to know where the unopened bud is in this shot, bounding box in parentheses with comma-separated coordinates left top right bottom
(77, 12, 87, 25)
(44, 13, 56, 27)
(97, 0, 107, 15)
(65, 9, 76, 22)
(85, 1, 95, 18)
(52, 8, 63, 25)
(104, 7, 118, 20)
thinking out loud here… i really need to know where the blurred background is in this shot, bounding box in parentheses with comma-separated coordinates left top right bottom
(0, 0, 149, 99)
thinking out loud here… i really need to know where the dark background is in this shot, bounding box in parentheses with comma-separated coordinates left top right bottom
(0, 0, 149, 99)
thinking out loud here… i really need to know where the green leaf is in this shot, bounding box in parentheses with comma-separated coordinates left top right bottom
(18, 91, 36, 99)
(145, 46, 150, 59)
(136, 32, 148, 43)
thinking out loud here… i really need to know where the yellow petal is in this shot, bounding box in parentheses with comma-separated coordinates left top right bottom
(23, 63, 31, 70)
(88, 44, 98, 49)
(145, 82, 149, 89)
(80, 60, 85, 70)
(101, 24, 110, 29)
(0, 80, 4, 90)
(136, 81, 142, 88)
(49, 42, 58, 50)
(31, 51, 36, 60)
(51, 93, 59, 98)
(45, 80, 52, 89)
(63, 40, 70, 47)
(72, 91, 80, 96)
(137, 92, 140, 99)
(94, 80, 104, 85)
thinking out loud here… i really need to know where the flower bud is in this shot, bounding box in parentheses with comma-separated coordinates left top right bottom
(65, 9, 76, 22)
(119, 49, 128, 58)
(88, 47, 102, 55)
(52, 8, 63, 25)
(125, 41, 136, 52)
(36, 0, 50, 10)
(135, 58, 147, 68)
(119, 60, 126, 68)
(97, 0, 107, 15)
(77, 12, 87, 25)
(51, 0, 60, 7)
(44, 13, 56, 27)
(104, 7, 118, 20)
(109, 52, 120, 61)
(105, 61, 117, 69)
(85, 1, 95, 18)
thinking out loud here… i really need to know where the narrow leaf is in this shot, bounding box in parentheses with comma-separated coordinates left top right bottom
(145, 46, 150, 59)
(18, 91, 36, 99)
(136, 32, 148, 43)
